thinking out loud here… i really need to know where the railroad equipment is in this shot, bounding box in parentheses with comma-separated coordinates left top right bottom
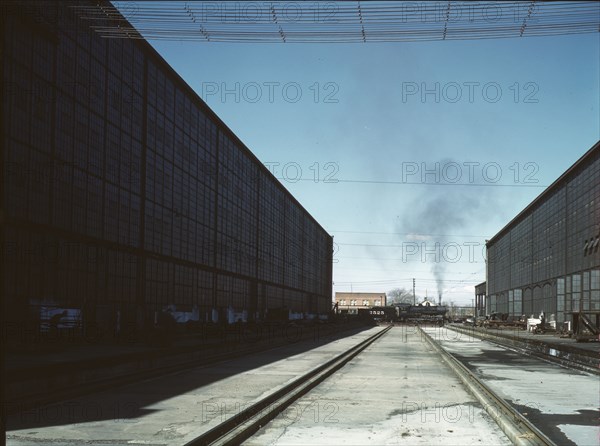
(395, 301, 447, 324)
(355, 301, 448, 325)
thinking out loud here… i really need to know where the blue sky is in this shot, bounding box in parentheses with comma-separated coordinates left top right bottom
(116, 2, 599, 305)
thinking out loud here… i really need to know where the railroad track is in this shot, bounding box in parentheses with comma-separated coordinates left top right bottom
(419, 327, 556, 446)
(184, 325, 392, 446)
(445, 324, 600, 375)
(5, 323, 366, 416)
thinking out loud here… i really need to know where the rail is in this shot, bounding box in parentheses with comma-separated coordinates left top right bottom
(445, 324, 599, 375)
(184, 325, 392, 446)
(418, 327, 556, 446)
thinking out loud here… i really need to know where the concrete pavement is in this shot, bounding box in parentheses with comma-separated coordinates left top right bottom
(422, 326, 599, 446)
(6, 327, 381, 445)
(247, 325, 511, 445)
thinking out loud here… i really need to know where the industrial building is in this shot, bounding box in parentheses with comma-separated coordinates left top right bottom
(1, 1, 333, 340)
(485, 142, 600, 327)
(475, 281, 486, 317)
(334, 292, 386, 315)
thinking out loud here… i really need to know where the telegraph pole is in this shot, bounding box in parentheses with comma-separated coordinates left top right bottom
(412, 278, 416, 305)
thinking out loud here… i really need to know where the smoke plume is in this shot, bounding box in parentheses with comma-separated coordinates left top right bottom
(398, 162, 494, 299)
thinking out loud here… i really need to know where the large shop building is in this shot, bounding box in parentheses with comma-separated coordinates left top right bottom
(1, 1, 333, 337)
(486, 142, 600, 325)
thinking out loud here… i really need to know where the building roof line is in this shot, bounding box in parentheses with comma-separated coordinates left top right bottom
(487, 140, 600, 246)
(95, 1, 331, 238)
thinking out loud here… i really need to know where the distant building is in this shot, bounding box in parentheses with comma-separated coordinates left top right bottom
(485, 142, 599, 325)
(335, 292, 386, 315)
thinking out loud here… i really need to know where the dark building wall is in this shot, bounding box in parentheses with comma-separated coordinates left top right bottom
(486, 143, 600, 323)
(1, 1, 332, 336)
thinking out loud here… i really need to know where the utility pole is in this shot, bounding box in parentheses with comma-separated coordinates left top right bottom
(412, 278, 416, 305)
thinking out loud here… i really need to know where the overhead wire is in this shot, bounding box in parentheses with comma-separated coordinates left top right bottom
(70, 1, 600, 43)
(273, 177, 550, 187)
(328, 230, 491, 237)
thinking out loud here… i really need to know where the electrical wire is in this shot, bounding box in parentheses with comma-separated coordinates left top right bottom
(69, 1, 600, 43)
(274, 177, 550, 187)
(328, 230, 491, 237)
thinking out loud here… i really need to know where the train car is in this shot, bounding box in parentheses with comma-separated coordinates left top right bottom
(354, 306, 397, 324)
(369, 306, 398, 322)
(352, 301, 447, 325)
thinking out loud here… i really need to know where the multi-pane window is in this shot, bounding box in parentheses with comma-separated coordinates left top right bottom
(3, 3, 333, 335)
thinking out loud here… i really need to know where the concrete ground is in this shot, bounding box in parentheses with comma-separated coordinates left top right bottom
(247, 325, 511, 445)
(5, 327, 380, 446)
(422, 326, 600, 446)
